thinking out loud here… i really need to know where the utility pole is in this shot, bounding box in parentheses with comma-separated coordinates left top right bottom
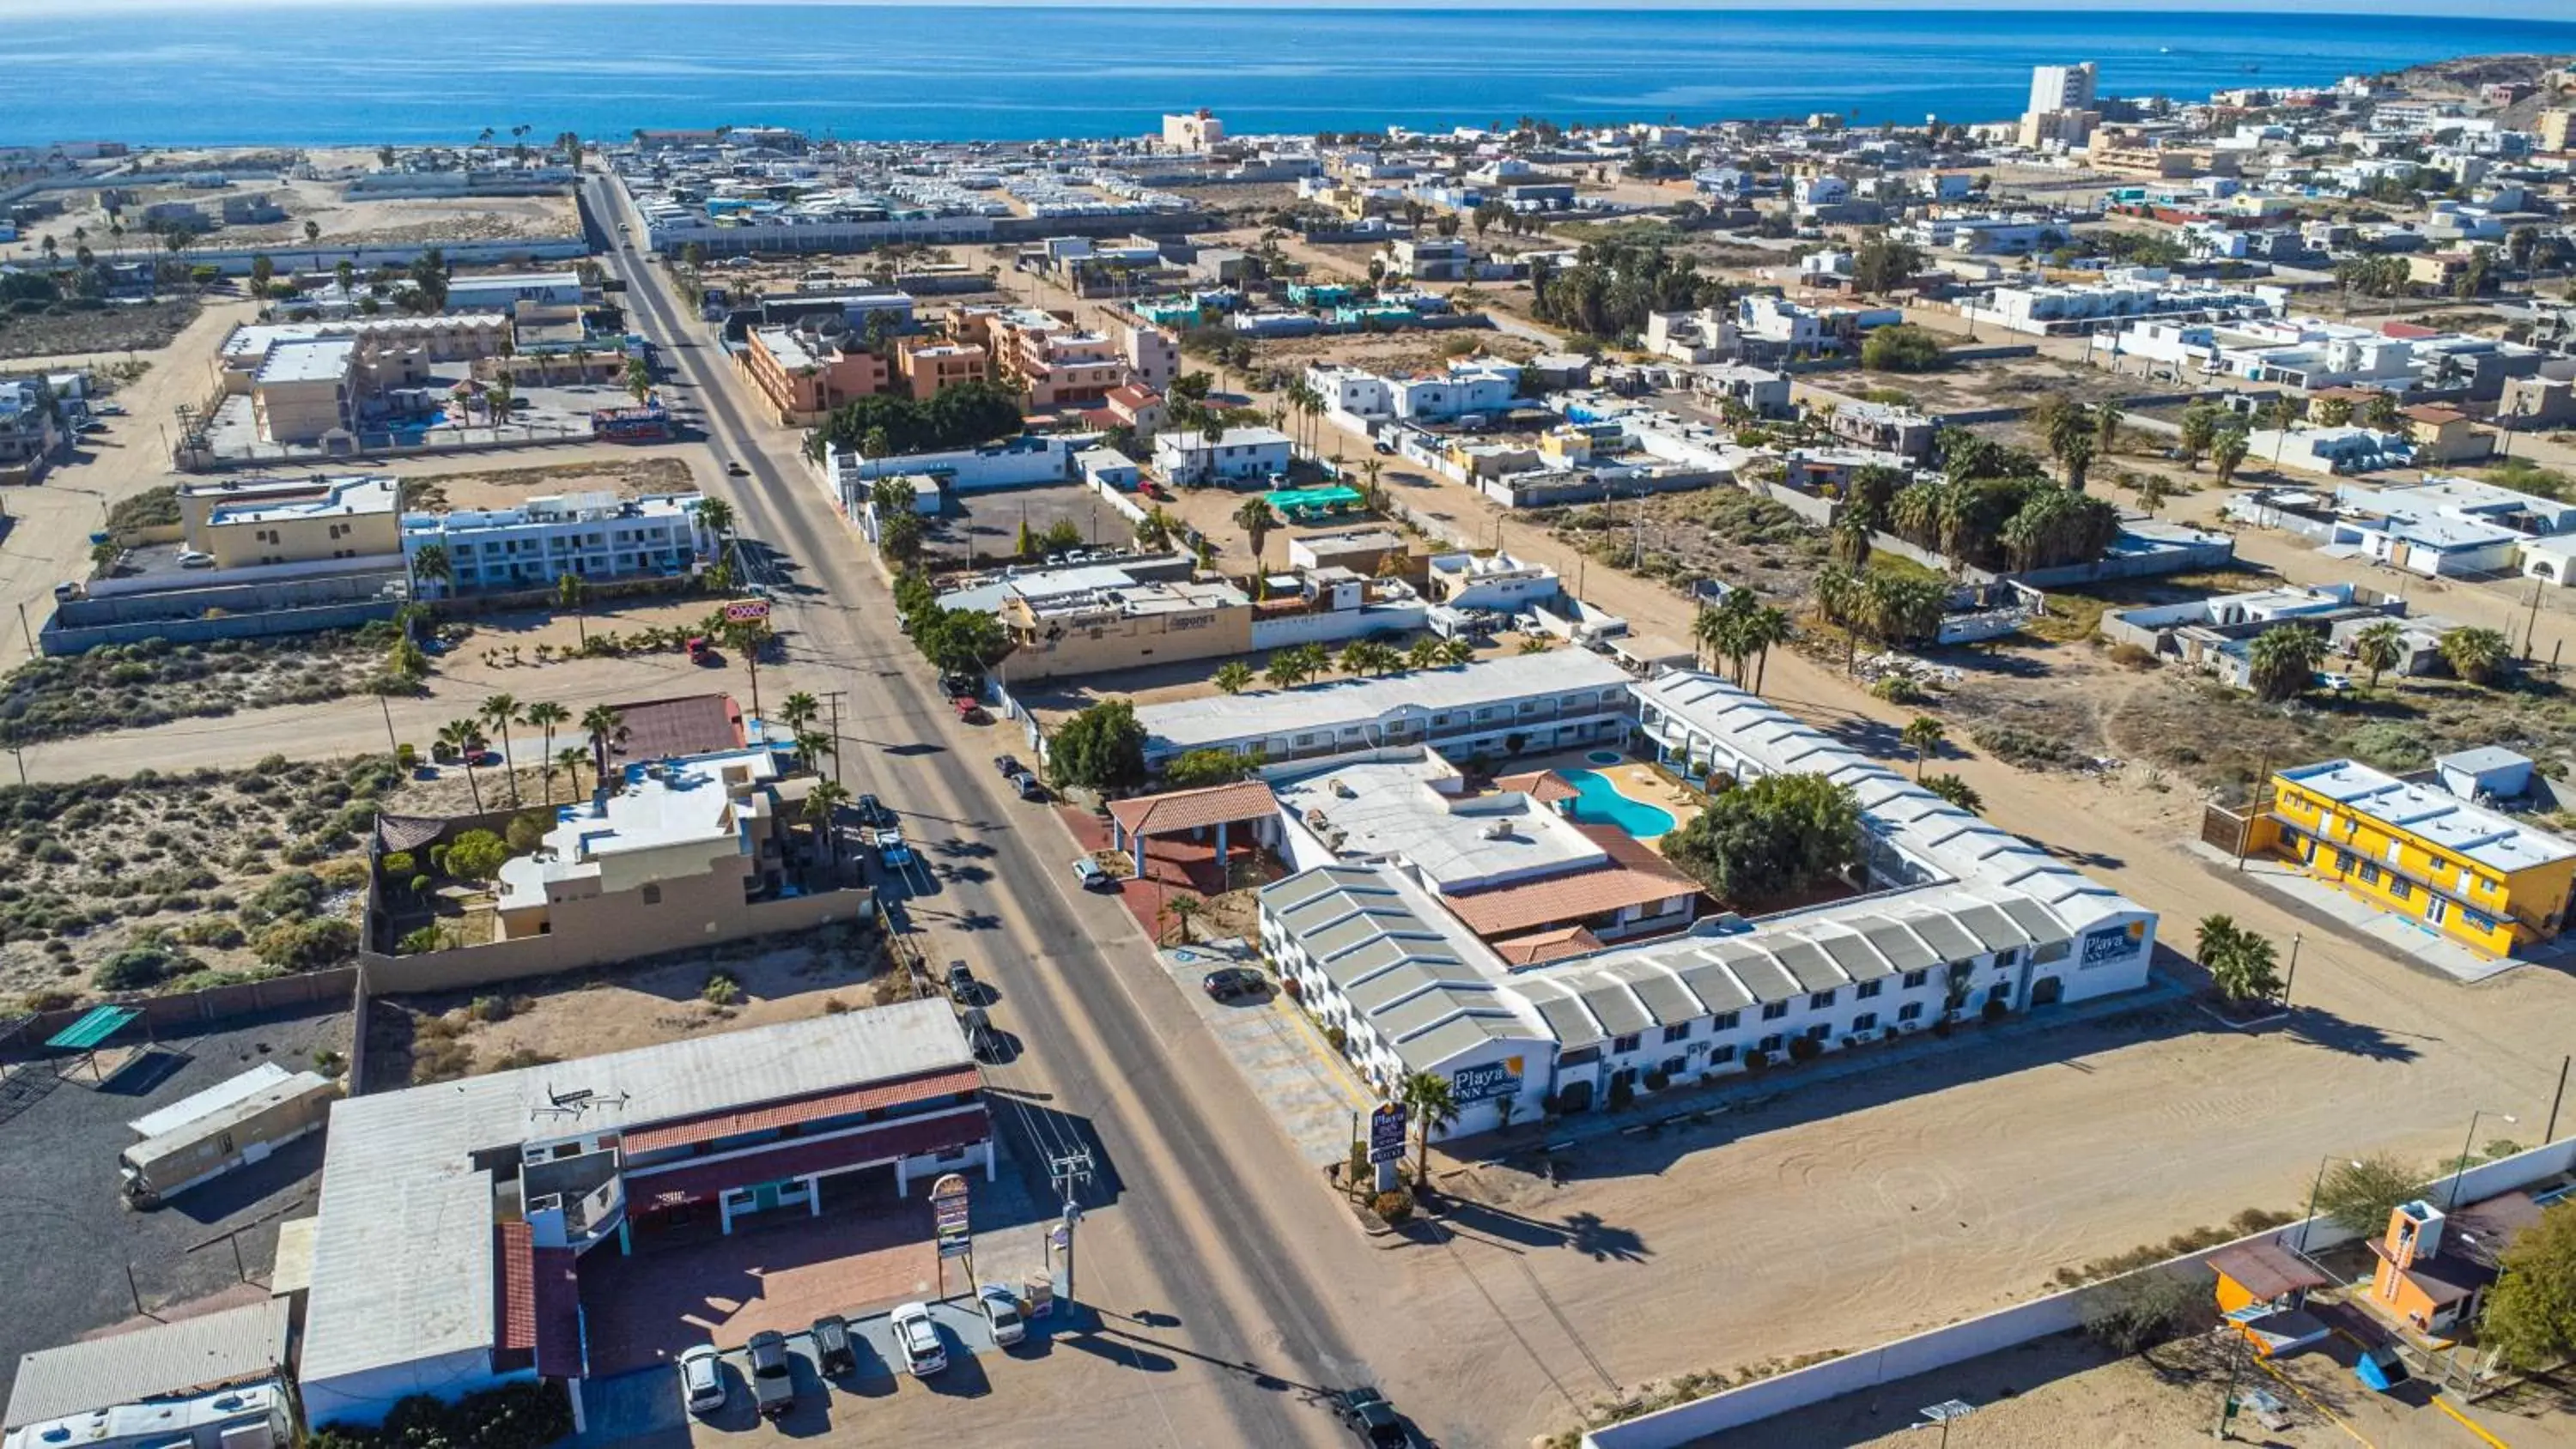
(1046, 1144, 1095, 1307)
(2279, 931, 2302, 1008)
(379, 691, 399, 756)
(2549, 1054, 2570, 1144)
(822, 689, 847, 790)
(15, 602, 31, 656)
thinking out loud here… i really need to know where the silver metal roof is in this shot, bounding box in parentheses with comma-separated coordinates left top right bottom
(5, 1296, 289, 1429)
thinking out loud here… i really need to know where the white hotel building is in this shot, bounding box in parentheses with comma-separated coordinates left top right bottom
(401, 491, 714, 595)
(1257, 670, 2157, 1137)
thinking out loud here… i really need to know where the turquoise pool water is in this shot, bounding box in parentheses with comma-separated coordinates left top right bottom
(1584, 749, 1623, 766)
(1560, 768, 1676, 839)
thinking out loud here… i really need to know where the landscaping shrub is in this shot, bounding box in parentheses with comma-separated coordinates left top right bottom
(442, 830, 510, 882)
(1607, 1077, 1636, 1110)
(256, 917, 357, 971)
(95, 935, 191, 991)
(311, 1382, 572, 1449)
(1981, 997, 2010, 1023)
(1743, 1048, 1770, 1071)
(505, 810, 553, 853)
(1786, 1034, 1823, 1064)
(1372, 1189, 1415, 1225)
(1642, 1067, 1671, 1092)
(702, 971, 742, 1007)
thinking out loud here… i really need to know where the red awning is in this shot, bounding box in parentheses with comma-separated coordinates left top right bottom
(620, 1067, 982, 1155)
(495, 1222, 537, 1352)
(627, 1113, 987, 1209)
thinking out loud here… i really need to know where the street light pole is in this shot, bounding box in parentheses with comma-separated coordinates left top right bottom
(2450, 1109, 2517, 1208)
(2279, 931, 2302, 1008)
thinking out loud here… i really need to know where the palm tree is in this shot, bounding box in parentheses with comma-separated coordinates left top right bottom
(794, 729, 835, 771)
(2247, 625, 2326, 703)
(2439, 626, 2510, 686)
(1901, 715, 1946, 780)
(1395, 1070, 1460, 1192)
(2093, 400, 2123, 459)
(1212, 661, 1255, 694)
(722, 619, 773, 718)
(1233, 496, 1278, 566)
(2210, 428, 2251, 486)
(1405, 637, 1444, 671)
(410, 542, 452, 599)
(478, 694, 523, 804)
(1163, 894, 1202, 945)
(1739, 603, 1792, 694)
(1265, 653, 1308, 688)
(1692, 602, 1735, 676)
(438, 718, 488, 810)
(779, 691, 821, 736)
(2351, 620, 2404, 694)
(696, 496, 736, 551)
(1923, 773, 1983, 812)
(555, 745, 589, 803)
(580, 704, 628, 789)
(1438, 636, 1476, 666)
(805, 779, 851, 864)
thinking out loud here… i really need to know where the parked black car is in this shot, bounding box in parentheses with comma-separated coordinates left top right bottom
(1335, 1386, 1419, 1448)
(855, 792, 894, 828)
(745, 1330, 796, 1419)
(810, 1315, 856, 1377)
(945, 960, 981, 1004)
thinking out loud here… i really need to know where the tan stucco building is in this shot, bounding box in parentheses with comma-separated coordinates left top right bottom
(180, 473, 401, 568)
(999, 573, 1253, 681)
(738, 324, 891, 425)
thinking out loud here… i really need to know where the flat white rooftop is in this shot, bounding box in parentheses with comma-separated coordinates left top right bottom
(301, 999, 971, 1389)
(1273, 753, 1605, 892)
(254, 337, 355, 385)
(1136, 650, 1631, 755)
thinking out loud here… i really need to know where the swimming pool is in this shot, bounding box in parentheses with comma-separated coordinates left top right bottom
(1560, 767, 1677, 839)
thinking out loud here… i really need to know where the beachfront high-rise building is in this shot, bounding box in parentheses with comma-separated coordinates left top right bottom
(2020, 63, 2101, 151)
(2028, 62, 2099, 115)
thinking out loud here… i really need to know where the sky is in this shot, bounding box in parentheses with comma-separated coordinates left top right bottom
(7, 0, 2572, 12)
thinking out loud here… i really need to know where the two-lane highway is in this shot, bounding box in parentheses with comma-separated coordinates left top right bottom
(588, 179, 1400, 1448)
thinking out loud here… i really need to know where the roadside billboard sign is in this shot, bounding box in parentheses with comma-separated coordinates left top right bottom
(723, 599, 771, 624)
(1367, 1101, 1407, 1164)
(930, 1172, 970, 1233)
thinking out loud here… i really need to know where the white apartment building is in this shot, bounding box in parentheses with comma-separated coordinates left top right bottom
(1152, 425, 1292, 486)
(1962, 270, 2281, 336)
(402, 492, 713, 594)
(1424, 551, 1561, 612)
(1309, 363, 1395, 421)
(1390, 361, 1520, 422)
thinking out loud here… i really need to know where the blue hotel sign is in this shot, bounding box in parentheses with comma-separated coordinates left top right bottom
(2081, 925, 2144, 967)
(1450, 1058, 1523, 1104)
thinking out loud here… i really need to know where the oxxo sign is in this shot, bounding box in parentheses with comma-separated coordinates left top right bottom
(723, 599, 771, 624)
(1449, 1057, 1523, 1105)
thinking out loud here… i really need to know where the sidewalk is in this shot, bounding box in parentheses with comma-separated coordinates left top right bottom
(1150, 940, 1378, 1166)
(2183, 839, 2549, 985)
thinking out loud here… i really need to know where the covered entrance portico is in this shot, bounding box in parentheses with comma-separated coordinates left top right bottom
(617, 1112, 990, 1252)
(1106, 779, 1283, 888)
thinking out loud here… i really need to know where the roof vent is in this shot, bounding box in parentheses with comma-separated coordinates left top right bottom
(1483, 818, 1516, 840)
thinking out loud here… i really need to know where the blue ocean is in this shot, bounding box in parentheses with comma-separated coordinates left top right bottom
(4, 5, 2573, 147)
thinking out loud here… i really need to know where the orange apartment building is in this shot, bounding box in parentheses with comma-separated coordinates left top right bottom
(961, 306, 1128, 409)
(896, 337, 990, 401)
(738, 324, 890, 426)
(2365, 1191, 2542, 1337)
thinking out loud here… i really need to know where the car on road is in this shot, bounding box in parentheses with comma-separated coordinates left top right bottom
(52, 580, 78, 602)
(1371, 440, 1394, 455)
(945, 960, 981, 1003)
(939, 670, 983, 697)
(176, 549, 216, 569)
(980, 1282, 1025, 1346)
(810, 1314, 856, 1377)
(962, 1005, 1000, 1062)
(725, 460, 749, 476)
(76, 419, 108, 433)
(855, 792, 893, 828)
(1201, 967, 1265, 1002)
(952, 695, 989, 724)
(993, 753, 1025, 779)
(745, 1329, 796, 1419)
(1335, 1386, 1419, 1448)
(94, 403, 125, 416)
(1012, 772, 1048, 802)
(1071, 857, 1113, 891)
(890, 1300, 946, 1377)
(677, 1343, 726, 1415)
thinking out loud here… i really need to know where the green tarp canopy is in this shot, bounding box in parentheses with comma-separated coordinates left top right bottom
(46, 1005, 139, 1052)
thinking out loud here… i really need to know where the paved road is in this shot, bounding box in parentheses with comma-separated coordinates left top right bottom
(589, 179, 1391, 1449)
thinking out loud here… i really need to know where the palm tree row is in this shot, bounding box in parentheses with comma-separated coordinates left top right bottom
(439, 697, 634, 810)
(1252, 634, 1477, 692)
(1692, 587, 1794, 693)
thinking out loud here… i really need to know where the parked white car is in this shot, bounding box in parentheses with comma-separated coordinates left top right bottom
(890, 1300, 947, 1377)
(677, 1343, 726, 1415)
(979, 1282, 1025, 1347)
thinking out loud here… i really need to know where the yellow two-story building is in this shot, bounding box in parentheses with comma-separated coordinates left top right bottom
(2263, 758, 2576, 959)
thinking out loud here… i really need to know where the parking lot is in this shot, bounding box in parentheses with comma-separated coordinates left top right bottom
(927, 481, 1132, 569)
(580, 1295, 1038, 1445)
(0, 1006, 348, 1407)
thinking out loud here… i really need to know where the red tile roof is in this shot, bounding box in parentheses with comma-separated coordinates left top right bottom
(2381, 321, 2441, 339)
(1442, 827, 1699, 938)
(495, 1222, 538, 1353)
(1493, 770, 1581, 806)
(627, 1113, 988, 1208)
(1491, 925, 1607, 966)
(603, 693, 745, 763)
(1108, 780, 1279, 839)
(619, 1067, 982, 1155)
